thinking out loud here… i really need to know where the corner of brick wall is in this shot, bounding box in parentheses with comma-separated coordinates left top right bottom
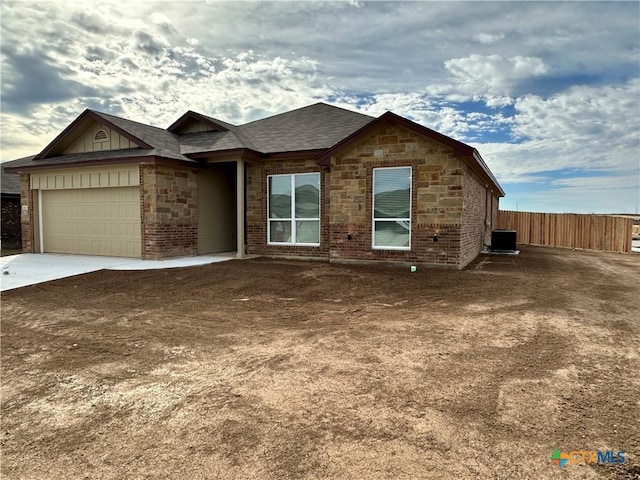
(140, 163, 198, 259)
(460, 165, 499, 268)
(19, 174, 35, 253)
(328, 125, 465, 267)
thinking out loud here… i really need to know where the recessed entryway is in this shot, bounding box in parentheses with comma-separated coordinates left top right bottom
(197, 162, 237, 255)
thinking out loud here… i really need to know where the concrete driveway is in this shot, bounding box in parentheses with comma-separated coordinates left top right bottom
(0, 253, 235, 292)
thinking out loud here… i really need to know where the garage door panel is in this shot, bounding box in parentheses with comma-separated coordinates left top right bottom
(42, 187, 141, 257)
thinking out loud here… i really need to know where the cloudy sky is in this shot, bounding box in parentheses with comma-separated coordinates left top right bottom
(1, 1, 639, 213)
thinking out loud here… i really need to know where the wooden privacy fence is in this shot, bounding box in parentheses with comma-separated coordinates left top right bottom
(497, 211, 633, 253)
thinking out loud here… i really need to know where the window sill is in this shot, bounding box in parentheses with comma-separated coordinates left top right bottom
(267, 243, 321, 247)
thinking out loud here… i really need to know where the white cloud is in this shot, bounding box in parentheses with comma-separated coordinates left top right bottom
(0, 3, 336, 158)
(430, 54, 549, 104)
(512, 82, 639, 144)
(0, 47, 334, 160)
(551, 175, 639, 189)
(149, 12, 172, 27)
(475, 33, 505, 45)
(474, 79, 640, 185)
(332, 93, 514, 143)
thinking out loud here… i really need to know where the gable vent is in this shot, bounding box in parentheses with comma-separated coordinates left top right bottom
(94, 130, 109, 142)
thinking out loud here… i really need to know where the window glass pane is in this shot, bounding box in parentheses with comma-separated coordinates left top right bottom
(295, 174, 320, 218)
(374, 221, 410, 247)
(296, 220, 320, 244)
(269, 221, 292, 243)
(269, 176, 291, 218)
(374, 168, 410, 219)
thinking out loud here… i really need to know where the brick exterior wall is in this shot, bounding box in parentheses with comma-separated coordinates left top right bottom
(16, 128, 498, 267)
(20, 174, 35, 253)
(244, 125, 495, 268)
(460, 166, 488, 268)
(1, 195, 21, 249)
(140, 164, 198, 259)
(459, 167, 500, 268)
(328, 125, 467, 267)
(246, 159, 329, 258)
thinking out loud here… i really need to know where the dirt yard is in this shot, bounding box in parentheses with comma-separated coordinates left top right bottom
(1, 246, 639, 479)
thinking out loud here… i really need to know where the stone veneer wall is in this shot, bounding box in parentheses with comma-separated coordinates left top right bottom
(141, 163, 198, 259)
(246, 159, 329, 258)
(329, 125, 466, 267)
(19, 174, 35, 253)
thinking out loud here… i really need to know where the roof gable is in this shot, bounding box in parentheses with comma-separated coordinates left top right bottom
(316, 111, 504, 197)
(62, 121, 139, 155)
(167, 111, 235, 134)
(34, 110, 153, 160)
(92, 111, 180, 152)
(316, 111, 474, 165)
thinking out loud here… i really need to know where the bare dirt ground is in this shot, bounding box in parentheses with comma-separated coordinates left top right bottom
(1, 246, 639, 479)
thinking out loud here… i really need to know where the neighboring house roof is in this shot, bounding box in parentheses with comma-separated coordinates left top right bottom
(5, 102, 504, 196)
(1, 156, 35, 195)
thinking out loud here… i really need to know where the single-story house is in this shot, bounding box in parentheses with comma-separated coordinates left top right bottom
(6, 102, 504, 268)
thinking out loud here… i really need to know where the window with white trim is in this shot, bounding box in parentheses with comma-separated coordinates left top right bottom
(372, 166, 411, 249)
(268, 173, 320, 245)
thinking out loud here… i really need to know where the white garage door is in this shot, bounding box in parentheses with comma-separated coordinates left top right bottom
(41, 187, 141, 257)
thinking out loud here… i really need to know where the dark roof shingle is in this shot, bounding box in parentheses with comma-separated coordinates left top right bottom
(2, 103, 503, 196)
(93, 111, 181, 152)
(237, 103, 374, 153)
(2, 156, 35, 194)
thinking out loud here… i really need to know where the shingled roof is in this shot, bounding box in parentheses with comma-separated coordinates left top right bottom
(15, 103, 375, 167)
(4, 103, 504, 196)
(177, 103, 373, 156)
(237, 103, 374, 153)
(92, 111, 181, 153)
(2, 155, 35, 195)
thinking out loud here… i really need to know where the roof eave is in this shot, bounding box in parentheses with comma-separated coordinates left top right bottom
(264, 148, 327, 160)
(5, 155, 200, 173)
(472, 150, 505, 197)
(186, 148, 262, 161)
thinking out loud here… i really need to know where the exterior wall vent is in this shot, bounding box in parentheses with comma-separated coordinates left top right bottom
(94, 130, 109, 142)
